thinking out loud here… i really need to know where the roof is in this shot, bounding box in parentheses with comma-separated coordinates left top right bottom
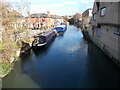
(55, 25, 66, 28)
(29, 13, 62, 19)
(82, 8, 93, 15)
(30, 13, 51, 18)
(50, 15, 62, 19)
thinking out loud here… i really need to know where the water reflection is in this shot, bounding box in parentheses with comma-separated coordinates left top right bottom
(87, 42, 120, 88)
(2, 53, 40, 88)
(2, 25, 120, 88)
(58, 32, 65, 37)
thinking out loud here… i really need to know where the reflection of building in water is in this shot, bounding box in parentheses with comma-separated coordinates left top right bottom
(58, 32, 65, 37)
(58, 34, 64, 37)
(88, 42, 100, 56)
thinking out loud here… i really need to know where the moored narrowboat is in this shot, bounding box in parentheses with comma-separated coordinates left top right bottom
(54, 24, 67, 32)
(32, 30, 56, 47)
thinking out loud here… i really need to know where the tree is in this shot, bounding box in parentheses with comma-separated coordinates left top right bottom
(0, 1, 30, 63)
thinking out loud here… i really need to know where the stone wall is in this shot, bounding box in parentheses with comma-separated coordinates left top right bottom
(92, 2, 119, 25)
(97, 2, 119, 25)
(88, 25, 120, 67)
(88, 2, 120, 67)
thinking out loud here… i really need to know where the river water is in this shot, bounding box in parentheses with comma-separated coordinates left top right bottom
(2, 25, 120, 88)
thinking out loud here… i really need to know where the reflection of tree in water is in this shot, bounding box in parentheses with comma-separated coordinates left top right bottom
(19, 49, 35, 74)
(19, 36, 56, 75)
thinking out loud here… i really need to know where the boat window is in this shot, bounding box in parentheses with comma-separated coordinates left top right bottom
(38, 36, 46, 43)
(96, 27, 101, 37)
(39, 38, 44, 44)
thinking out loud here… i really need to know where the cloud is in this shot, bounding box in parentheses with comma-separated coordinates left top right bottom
(63, 1, 79, 5)
(79, 0, 94, 3)
(30, 1, 79, 14)
(79, 0, 120, 2)
(29, 0, 94, 15)
(51, 4, 64, 7)
(0, 0, 30, 2)
(30, 0, 79, 9)
(30, 3, 64, 10)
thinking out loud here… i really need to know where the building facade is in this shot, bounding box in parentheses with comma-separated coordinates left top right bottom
(26, 11, 64, 29)
(51, 15, 64, 26)
(88, 2, 120, 67)
(26, 13, 54, 29)
(82, 8, 92, 30)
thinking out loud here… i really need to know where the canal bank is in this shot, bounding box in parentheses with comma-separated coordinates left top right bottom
(0, 78, 1, 90)
(0, 27, 56, 78)
(0, 30, 33, 78)
(2, 25, 120, 88)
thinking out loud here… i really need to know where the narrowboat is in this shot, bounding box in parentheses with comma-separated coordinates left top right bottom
(54, 24, 67, 32)
(32, 30, 56, 47)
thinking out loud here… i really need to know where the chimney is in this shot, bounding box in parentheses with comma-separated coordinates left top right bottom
(47, 11, 50, 16)
(27, 11, 30, 17)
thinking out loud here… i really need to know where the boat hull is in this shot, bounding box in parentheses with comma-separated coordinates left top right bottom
(32, 30, 56, 49)
(54, 25, 67, 32)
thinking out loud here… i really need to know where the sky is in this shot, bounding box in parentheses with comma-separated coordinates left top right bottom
(0, 0, 94, 16)
(29, 0, 94, 16)
(2, 0, 120, 16)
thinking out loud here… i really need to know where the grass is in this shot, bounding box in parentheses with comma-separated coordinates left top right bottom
(0, 43, 5, 51)
(0, 62, 13, 78)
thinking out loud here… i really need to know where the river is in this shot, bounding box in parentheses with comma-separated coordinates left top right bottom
(2, 25, 120, 88)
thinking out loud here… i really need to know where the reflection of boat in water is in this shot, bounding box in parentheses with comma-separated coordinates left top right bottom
(54, 23, 67, 32)
(32, 36, 55, 56)
(32, 30, 56, 48)
(58, 32, 65, 37)
(32, 44, 50, 56)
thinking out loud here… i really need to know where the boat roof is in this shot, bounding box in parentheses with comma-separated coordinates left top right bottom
(55, 25, 66, 28)
(37, 30, 55, 37)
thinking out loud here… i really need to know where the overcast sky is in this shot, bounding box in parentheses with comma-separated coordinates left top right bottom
(30, 0, 94, 16)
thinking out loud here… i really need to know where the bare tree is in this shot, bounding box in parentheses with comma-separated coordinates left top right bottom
(0, 0, 30, 63)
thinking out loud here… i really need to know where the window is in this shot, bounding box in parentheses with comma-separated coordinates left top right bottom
(96, 25, 101, 37)
(100, 7, 106, 16)
(93, 13, 96, 20)
(96, 28, 101, 37)
(114, 28, 120, 36)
